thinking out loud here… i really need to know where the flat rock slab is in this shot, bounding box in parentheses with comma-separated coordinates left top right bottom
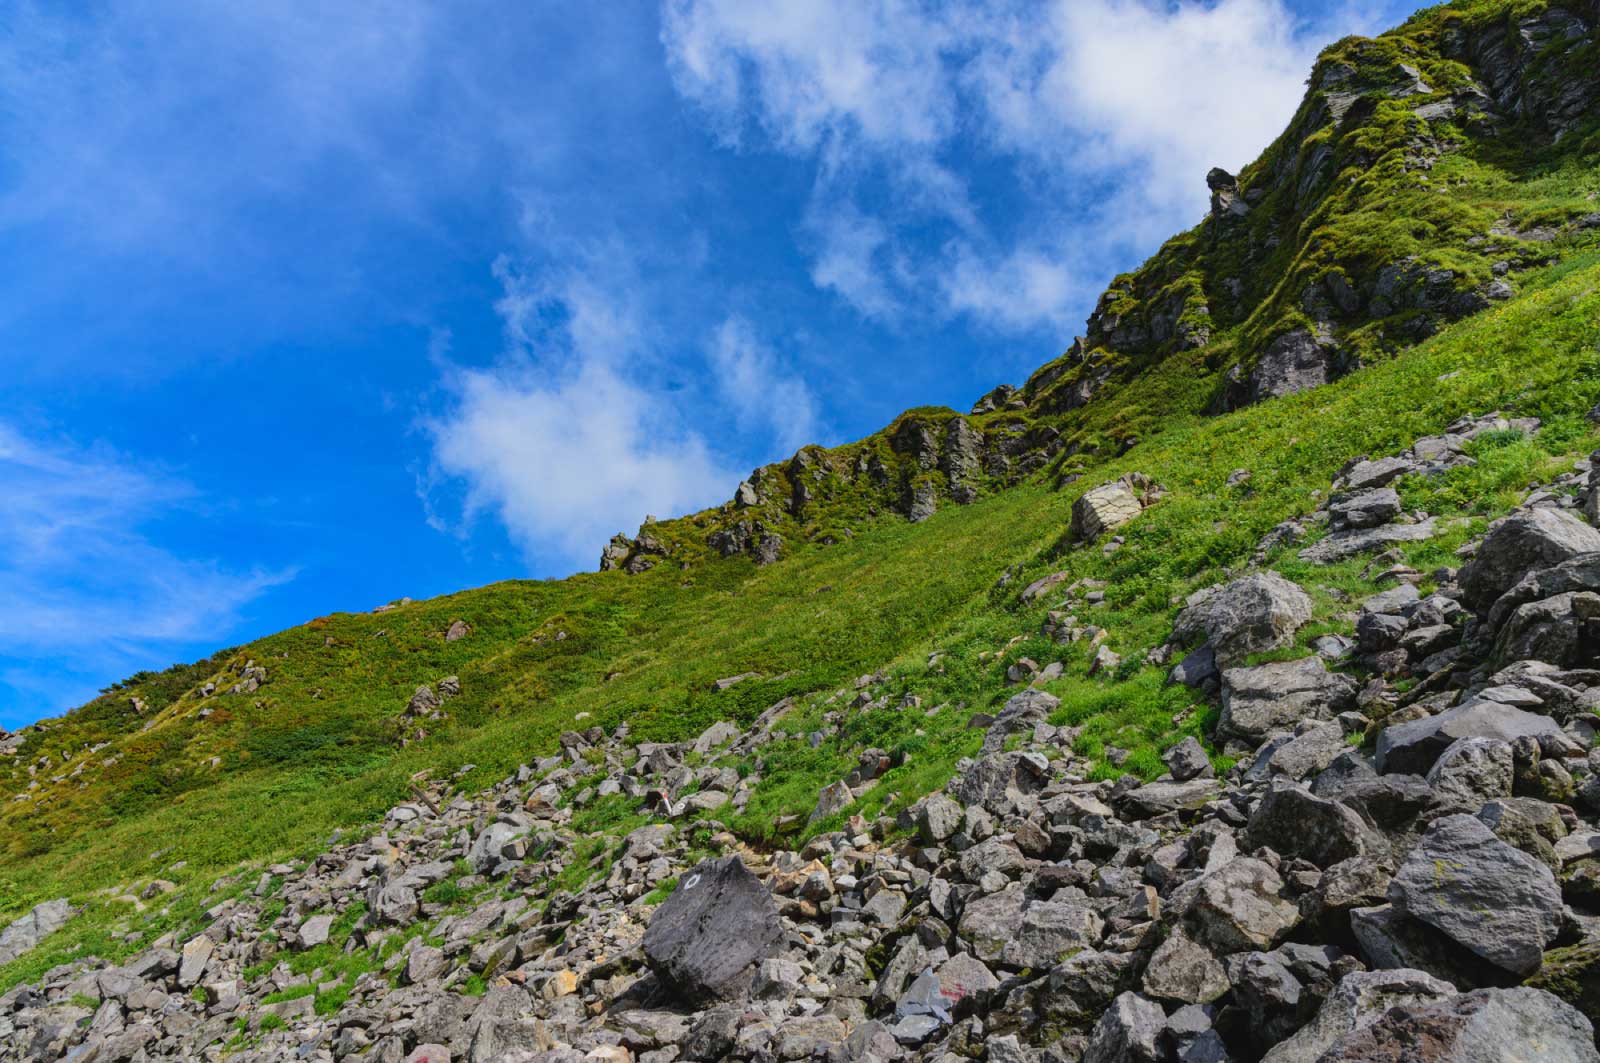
(1376, 699, 1560, 775)
(1298, 519, 1436, 564)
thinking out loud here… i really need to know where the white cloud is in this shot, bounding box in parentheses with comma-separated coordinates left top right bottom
(422, 262, 739, 572)
(0, 423, 293, 679)
(661, 0, 1391, 333)
(708, 317, 818, 455)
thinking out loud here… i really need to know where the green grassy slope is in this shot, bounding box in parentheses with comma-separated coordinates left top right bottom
(2, 0, 1599, 989)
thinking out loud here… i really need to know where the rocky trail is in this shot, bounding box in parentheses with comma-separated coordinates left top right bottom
(5, 412, 1600, 1062)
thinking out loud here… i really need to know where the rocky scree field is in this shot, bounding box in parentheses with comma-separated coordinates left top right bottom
(4, 1, 1600, 1061)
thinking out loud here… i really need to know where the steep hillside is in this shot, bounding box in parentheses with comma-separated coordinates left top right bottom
(3, 0, 1600, 1030)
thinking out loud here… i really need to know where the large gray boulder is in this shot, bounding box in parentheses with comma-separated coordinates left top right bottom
(1082, 991, 1165, 1063)
(982, 689, 1059, 755)
(1376, 699, 1560, 775)
(1424, 736, 1513, 811)
(1493, 590, 1600, 668)
(1460, 508, 1600, 611)
(1220, 657, 1358, 744)
(643, 856, 782, 1004)
(1172, 572, 1313, 666)
(1389, 813, 1562, 977)
(1245, 782, 1371, 868)
(1259, 968, 1462, 1063)
(0, 898, 73, 965)
(1179, 857, 1300, 954)
(959, 885, 1103, 969)
(1312, 986, 1599, 1062)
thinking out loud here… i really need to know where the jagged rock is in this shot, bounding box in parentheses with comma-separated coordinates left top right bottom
(1172, 572, 1313, 666)
(959, 886, 1104, 969)
(983, 689, 1059, 754)
(1122, 778, 1221, 818)
(1259, 968, 1457, 1063)
(1297, 519, 1437, 564)
(642, 856, 781, 1004)
(468, 816, 533, 875)
(1143, 928, 1229, 1005)
(916, 794, 964, 844)
(1376, 699, 1560, 775)
(1083, 991, 1165, 1063)
(951, 752, 1048, 813)
(1164, 736, 1214, 781)
(1313, 987, 1599, 1062)
(1389, 813, 1562, 977)
(0, 899, 73, 966)
(1328, 488, 1402, 531)
(1494, 590, 1600, 668)
(445, 620, 471, 642)
(1182, 857, 1300, 954)
(1425, 736, 1513, 811)
(1071, 476, 1159, 541)
(1246, 783, 1371, 868)
(178, 934, 213, 988)
(1266, 722, 1350, 781)
(1249, 325, 1338, 402)
(1460, 508, 1600, 611)
(1220, 657, 1359, 744)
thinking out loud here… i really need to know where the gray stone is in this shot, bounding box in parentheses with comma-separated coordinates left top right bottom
(297, 913, 335, 950)
(1220, 657, 1359, 744)
(1460, 508, 1600, 611)
(1425, 737, 1513, 811)
(642, 856, 782, 1003)
(1083, 991, 1165, 1063)
(1298, 519, 1438, 564)
(959, 885, 1103, 969)
(468, 818, 532, 875)
(1182, 857, 1300, 954)
(1389, 813, 1562, 977)
(178, 934, 213, 988)
(0, 899, 73, 966)
(1122, 778, 1221, 818)
(983, 689, 1060, 755)
(1329, 488, 1402, 531)
(1143, 928, 1229, 1005)
(1259, 968, 1457, 1063)
(917, 794, 964, 843)
(1267, 722, 1350, 781)
(1245, 783, 1370, 868)
(1172, 573, 1313, 666)
(1073, 482, 1144, 541)
(1164, 736, 1214, 781)
(1376, 699, 1560, 775)
(1314, 986, 1599, 1062)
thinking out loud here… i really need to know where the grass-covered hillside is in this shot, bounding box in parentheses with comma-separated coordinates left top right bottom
(3, 0, 1599, 989)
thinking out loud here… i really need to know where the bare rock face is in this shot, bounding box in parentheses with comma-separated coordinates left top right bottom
(643, 856, 782, 1004)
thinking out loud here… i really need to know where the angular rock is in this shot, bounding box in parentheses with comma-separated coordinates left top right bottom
(1314, 987, 1599, 1062)
(1172, 572, 1313, 666)
(1376, 699, 1560, 775)
(1220, 657, 1359, 744)
(1072, 482, 1144, 541)
(1246, 782, 1370, 868)
(1259, 967, 1457, 1063)
(1083, 991, 1165, 1063)
(1183, 857, 1300, 954)
(1390, 813, 1562, 977)
(0, 899, 73, 966)
(1143, 928, 1229, 1005)
(1164, 736, 1214, 781)
(959, 886, 1103, 969)
(642, 856, 782, 1004)
(1425, 737, 1513, 811)
(1329, 488, 1402, 531)
(1298, 520, 1437, 564)
(1460, 507, 1600, 611)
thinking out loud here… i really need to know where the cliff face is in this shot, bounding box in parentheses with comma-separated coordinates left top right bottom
(600, 0, 1600, 576)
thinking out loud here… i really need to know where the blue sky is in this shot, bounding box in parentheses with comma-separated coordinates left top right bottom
(0, 0, 1423, 727)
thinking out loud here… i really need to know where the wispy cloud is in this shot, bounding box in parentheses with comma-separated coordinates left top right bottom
(420, 257, 741, 572)
(0, 423, 294, 722)
(708, 316, 819, 456)
(662, 0, 1392, 334)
